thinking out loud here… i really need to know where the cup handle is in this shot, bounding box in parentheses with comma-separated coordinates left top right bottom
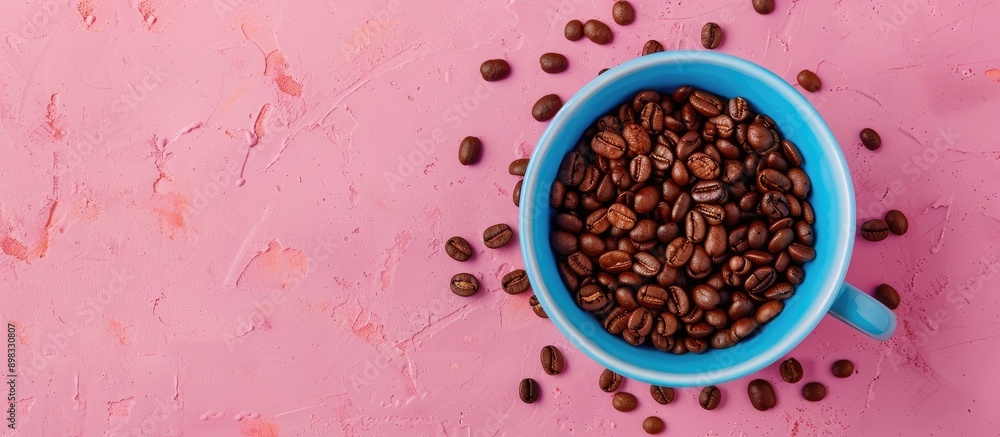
(827, 282, 897, 341)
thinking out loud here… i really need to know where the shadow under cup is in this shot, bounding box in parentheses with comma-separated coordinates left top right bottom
(519, 51, 855, 387)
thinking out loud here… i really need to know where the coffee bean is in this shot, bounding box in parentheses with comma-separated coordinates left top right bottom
(445, 237, 473, 262)
(687, 153, 721, 180)
(797, 70, 821, 92)
(701, 22, 722, 49)
(665, 285, 691, 316)
(612, 1, 635, 25)
(691, 180, 727, 204)
(885, 210, 908, 235)
(755, 300, 783, 324)
(690, 91, 725, 117)
(747, 379, 777, 411)
(875, 284, 900, 310)
(768, 228, 795, 253)
(599, 250, 633, 274)
(860, 219, 889, 242)
(533, 94, 563, 121)
(779, 357, 804, 383)
(513, 179, 523, 206)
(502, 269, 531, 294)
(642, 40, 664, 56)
(748, 123, 777, 153)
(630, 156, 653, 184)
(729, 291, 754, 320)
(832, 359, 854, 378)
(633, 252, 662, 277)
(699, 386, 722, 410)
(628, 307, 655, 336)
(480, 59, 510, 82)
(540, 345, 564, 375)
(540, 53, 568, 74)
(585, 209, 611, 234)
(583, 19, 613, 44)
(607, 204, 638, 230)
(761, 191, 790, 219)
(649, 144, 675, 170)
(786, 265, 805, 285)
(787, 168, 810, 198)
(860, 128, 881, 150)
(692, 285, 721, 310)
(787, 243, 815, 263)
(753, 0, 775, 14)
(731, 317, 759, 340)
(519, 378, 540, 403)
(802, 382, 827, 402)
(484, 224, 514, 248)
(458, 136, 482, 165)
(622, 123, 652, 155)
(450, 273, 479, 297)
(600, 369, 623, 392)
(685, 210, 708, 243)
(529, 295, 548, 318)
(612, 392, 638, 412)
(592, 130, 628, 159)
(643, 416, 665, 434)
(665, 237, 694, 268)
(640, 102, 665, 133)
(558, 152, 586, 186)
(565, 20, 584, 41)
(649, 385, 675, 405)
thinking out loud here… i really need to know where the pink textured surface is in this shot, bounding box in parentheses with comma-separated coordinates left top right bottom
(1, 0, 999, 435)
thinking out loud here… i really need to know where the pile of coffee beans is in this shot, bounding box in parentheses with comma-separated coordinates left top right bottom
(550, 87, 816, 353)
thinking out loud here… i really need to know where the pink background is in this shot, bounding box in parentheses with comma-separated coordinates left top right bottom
(2, 0, 999, 435)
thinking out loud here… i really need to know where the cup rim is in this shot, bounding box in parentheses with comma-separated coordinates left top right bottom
(519, 50, 856, 386)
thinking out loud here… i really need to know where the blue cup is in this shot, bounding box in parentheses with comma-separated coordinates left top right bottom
(519, 51, 896, 387)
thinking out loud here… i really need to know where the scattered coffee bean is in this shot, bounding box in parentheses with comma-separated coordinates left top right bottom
(796, 70, 821, 92)
(642, 416, 665, 434)
(533, 94, 563, 121)
(612, 392, 638, 412)
(779, 357, 803, 383)
(875, 284, 900, 310)
(860, 128, 881, 151)
(699, 386, 722, 410)
(480, 59, 510, 82)
(885, 209, 908, 235)
(802, 382, 826, 401)
(583, 19, 613, 44)
(519, 378, 540, 403)
(565, 20, 584, 41)
(540, 345, 564, 375)
(529, 295, 548, 318)
(649, 385, 675, 404)
(598, 68, 610, 75)
(701, 23, 722, 49)
(484, 224, 514, 248)
(747, 379, 777, 411)
(450, 273, 479, 297)
(642, 40, 664, 56)
(540, 53, 569, 74)
(860, 219, 889, 242)
(513, 179, 523, 207)
(832, 359, 854, 378)
(510, 158, 530, 176)
(502, 269, 531, 294)
(445, 236, 473, 261)
(612, 1, 636, 25)
(458, 136, 482, 165)
(752, 0, 774, 14)
(600, 369, 623, 392)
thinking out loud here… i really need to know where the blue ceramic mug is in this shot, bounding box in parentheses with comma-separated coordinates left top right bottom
(519, 51, 896, 387)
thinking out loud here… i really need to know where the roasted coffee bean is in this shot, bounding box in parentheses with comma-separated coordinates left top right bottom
(533, 94, 563, 121)
(507, 158, 530, 176)
(622, 123, 652, 155)
(861, 219, 890, 241)
(757, 168, 790, 193)
(450, 273, 479, 297)
(608, 204, 638, 230)
(558, 263, 580, 291)
(612, 392, 638, 412)
(832, 359, 854, 378)
(747, 123, 776, 153)
(502, 269, 531, 294)
(650, 386, 675, 405)
(458, 136, 482, 165)
(446, 237, 473, 262)
(643, 416, 665, 434)
(619, 271, 643, 287)
(666, 285, 691, 316)
(860, 128, 881, 150)
(633, 91, 661, 111)
(692, 285, 721, 310)
(565, 19, 584, 40)
(586, 209, 611, 234)
(794, 221, 813, 245)
(679, 306, 705, 325)
(650, 144, 675, 170)
(802, 382, 827, 402)
(579, 284, 610, 312)
(675, 131, 701, 160)
(685, 337, 708, 353)
(875, 284, 900, 310)
(727, 292, 754, 320)
(779, 357, 803, 383)
(519, 378, 540, 403)
(671, 160, 691, 186)
(786, 265, 805, 285)
(612, 0, 636, 24)
(599, 250, 633, 274)
(592, 130, 628, 159)
(540, 345, 564, 375)
(685, 210, 708, 243)
(603, 307, 629, 333)
(786, 167, 810, 198)
(744, 250, 775, 266)
(600, 369, 623, 392)
(628, 308, 655, 336)
(763, 282, 793, 300)
(513, 179, 523, 206)
(689, 91, 725, 117)
(704, 225, 727, 258)
(747, 379, 777, 411)
(633, 252, 662, 277)
(615, 287, 639, 310)
(696, 204, 725, 225)
(701, 22, 722, 49)
(768, 228, 795, 253)
(761, 191, 790, 219)
(797, 69, 822, 92)
(480, 59, 510, 82)
(699, 386, 722, 410)
(630, 219, 658, 243)
(583, 19, 613, 44)
(540, 53, 568, 74)
(642, 39, 664, 56)
(731, 317, 759, 340)
(551, 230, 578, 255)
(691, 180, 728, 204)
(705, 308, 729, 328)
(753, 0, 775, 14)
(727, 97, 751, 122)
(687, 153, 721, 180)
(787, 243, 816, 263)
(633, 186, 660, 215)
(802, 201, 815, 225)
(747, 220, 769, 249)
(686, 321, 715, 339)
(670, 338, 688, 354)
(656, 312, 680, 337)
(629, 156, 653, 185)
(755, 300, 783, 324)
(665, 237, 694, 267)
(640, 102, 666, 133)
(579, 233, 606, 257)
(710, 329, 736, 349)
(558, 152, 587, 186)
(885, 210, 908, 235)
(745, 267, 776, 293)
(555, 213, 583, 233)
(529, 295, 548, 318)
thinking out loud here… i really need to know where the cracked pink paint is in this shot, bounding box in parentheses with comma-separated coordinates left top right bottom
(0, 0, 998, 436)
